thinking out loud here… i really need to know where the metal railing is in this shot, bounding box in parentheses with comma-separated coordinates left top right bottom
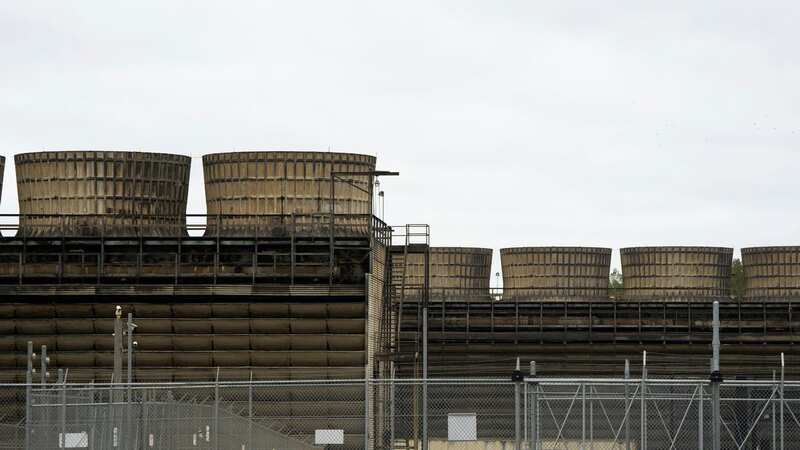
(0, 213, 391, 285)
(0, 213, 387, 238)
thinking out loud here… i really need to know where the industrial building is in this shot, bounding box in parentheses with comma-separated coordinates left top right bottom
(0, 151, 388, 385)
(1, 151, 799, 382)
(0, 150, 799, 448)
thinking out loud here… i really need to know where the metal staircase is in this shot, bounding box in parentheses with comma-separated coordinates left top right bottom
(385, 225, 429, 361)
(376, 224, 429, 450)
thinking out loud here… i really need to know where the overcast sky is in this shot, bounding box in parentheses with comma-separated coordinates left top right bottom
(1, 1, 799, 275)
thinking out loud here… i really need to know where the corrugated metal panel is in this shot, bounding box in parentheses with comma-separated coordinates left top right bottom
(15, 151, 191, 237)
(0, 299, 368, 381)
(203, 151, 376, 236)
(500, 247, 611, 300)
(621, 246, 733, 299)
(742, 246, 800, 299)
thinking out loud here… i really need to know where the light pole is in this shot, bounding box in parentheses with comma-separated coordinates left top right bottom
(328, 170, 399, 285)
(378, 191, 385, 220)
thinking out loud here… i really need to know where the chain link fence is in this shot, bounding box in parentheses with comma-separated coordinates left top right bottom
(1, 377, 800, 449)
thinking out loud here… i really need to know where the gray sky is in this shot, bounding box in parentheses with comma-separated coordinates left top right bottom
(2, 1, 799, 276)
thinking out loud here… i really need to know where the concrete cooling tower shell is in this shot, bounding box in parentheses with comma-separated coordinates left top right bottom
(500, 247, 612, 300)
(15, 151, 191, 237)
(202, 151, 376, 236)
(742, 246, 800, 299)
(395, 247, 493, 301)
(620, 246, 733, 300)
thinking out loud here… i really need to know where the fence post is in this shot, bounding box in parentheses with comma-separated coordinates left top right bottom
(90, 381, 96, 450)
(773, 370, 776, 450)
(365, 376, 370, 450)
(214, 368, 220, 450)
(141, 388, 149, 450)
(780, 352, 785, 450)
(581, 382, 586, 450)
(589, 383, 593, 449)
(25, 341, 32, 450)
(126, 312, 135, 450)
(711, 300, 721, 450)
(624, 359, 630, 450)
(529, 361, 538, 450)
(698, 380, 703, 449)
(108, 376, 114, 448)
(390, 364, 396, 448)
(248, 372, 253, 449)
(514, 357, 521, 450)
(641, 351, 647, 450)
(59, 369, 66, 450)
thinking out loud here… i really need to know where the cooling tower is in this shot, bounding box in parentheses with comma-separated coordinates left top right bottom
(742, 246, 800, 299)
(15, 151, 191, 237)
(202, 151, 376, 236)
(394, 247, 493, 301)
(620, 246, 733, 299)
(500, 247, 612, 300)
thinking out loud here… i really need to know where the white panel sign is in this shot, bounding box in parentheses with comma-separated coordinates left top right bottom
(448, 413, 477, 441)
(59, 432, 89, 448)
(314, 429, 345, 445)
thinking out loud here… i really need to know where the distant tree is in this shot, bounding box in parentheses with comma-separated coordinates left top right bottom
(609, 268, 623, 298)
(731, 258, 745, 299)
